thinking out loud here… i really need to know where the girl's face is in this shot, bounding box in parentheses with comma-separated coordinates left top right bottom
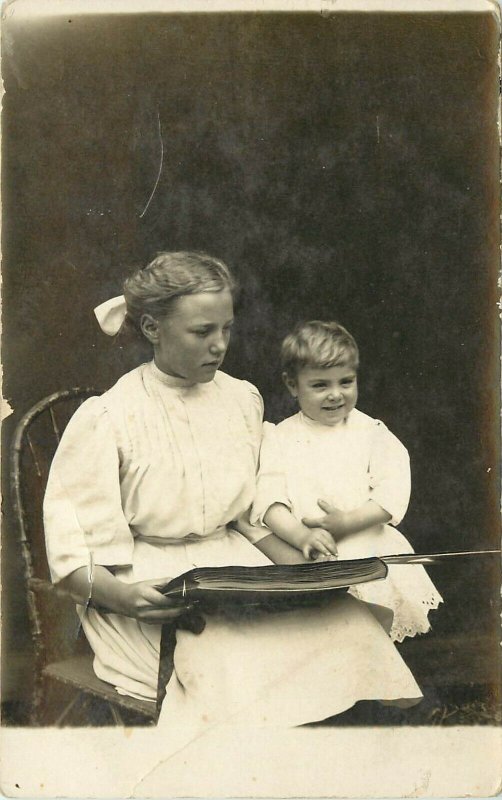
(284, 363, 358, 426)
(141, 289, 234, 383)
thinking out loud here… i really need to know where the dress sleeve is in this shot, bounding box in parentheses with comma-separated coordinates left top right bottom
(368, 420, 411, 526)
(228, 382, 269, 544)
(250, 422, 292, 527)
(239, 380, 265, 465)
(43, 397, 134, 583)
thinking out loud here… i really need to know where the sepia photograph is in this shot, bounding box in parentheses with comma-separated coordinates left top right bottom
(1, 0, 501, 796)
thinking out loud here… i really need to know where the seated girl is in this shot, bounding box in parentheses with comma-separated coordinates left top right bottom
(43, 254, 422, 748)
(252, 320, 443, 642)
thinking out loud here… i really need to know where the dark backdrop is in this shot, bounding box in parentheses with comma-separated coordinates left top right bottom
(2, 10, 500, 712)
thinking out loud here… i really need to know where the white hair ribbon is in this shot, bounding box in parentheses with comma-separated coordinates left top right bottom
(94, 295, 127, 336)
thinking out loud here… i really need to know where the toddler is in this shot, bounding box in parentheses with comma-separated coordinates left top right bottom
(252, 320, 442, 642)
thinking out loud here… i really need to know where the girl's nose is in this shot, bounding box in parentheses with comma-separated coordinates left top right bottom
(210, 335, 226, 355)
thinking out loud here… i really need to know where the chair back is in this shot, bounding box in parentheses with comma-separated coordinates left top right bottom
(10, 389, 101, 666)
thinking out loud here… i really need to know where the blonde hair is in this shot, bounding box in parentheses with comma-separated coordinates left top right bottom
(123, 251, 236, 330)
(281, 320, 359, 379)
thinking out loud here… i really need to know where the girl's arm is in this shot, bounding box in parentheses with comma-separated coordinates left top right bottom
(302, 498, 391, 540)
(58, 565, 190, 623)
(263, 503, 338, 559)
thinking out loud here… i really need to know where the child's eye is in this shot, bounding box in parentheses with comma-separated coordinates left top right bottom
(192, 329, 209, 338)
(311, 383, 326, 389)
(342, 378, 355, 386)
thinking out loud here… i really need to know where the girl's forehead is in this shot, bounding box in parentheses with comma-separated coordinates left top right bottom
(170, 289, 234, 321)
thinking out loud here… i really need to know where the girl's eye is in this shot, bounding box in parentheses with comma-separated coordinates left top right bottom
(342, 379, 354, 386)
(193, 329, 209, 338)
(312, 384, 326, 389)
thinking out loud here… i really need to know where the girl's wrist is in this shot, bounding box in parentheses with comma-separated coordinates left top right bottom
(117, 582, 141, 617)
(94, 577, 134, 616)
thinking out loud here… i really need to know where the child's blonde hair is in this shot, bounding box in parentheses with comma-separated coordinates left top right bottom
(281, 320, 359, 379)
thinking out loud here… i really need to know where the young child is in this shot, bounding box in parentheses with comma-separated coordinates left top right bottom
(252, 320, 443, 642)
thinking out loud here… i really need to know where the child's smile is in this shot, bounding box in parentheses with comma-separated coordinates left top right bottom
(285, 364, 358, 426)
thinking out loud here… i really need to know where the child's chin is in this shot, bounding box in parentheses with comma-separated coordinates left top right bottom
(320, 412, 345, 426)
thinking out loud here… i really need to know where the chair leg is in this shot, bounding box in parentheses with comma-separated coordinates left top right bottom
(32, 674, 77, 726)
(30, 665, 47, 726)
(53, 692, 85, 726)
(35, 675, 155, 727)
(108, 704, 125, 725)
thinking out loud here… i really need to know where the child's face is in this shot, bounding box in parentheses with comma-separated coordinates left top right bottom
(284, 363, 358, 426)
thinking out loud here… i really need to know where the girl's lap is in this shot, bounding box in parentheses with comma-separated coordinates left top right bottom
(82, 582, 422, 722)
(169, 593, 422, 726)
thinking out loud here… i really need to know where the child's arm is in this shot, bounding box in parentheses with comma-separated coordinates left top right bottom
(264, 502, 338, 559)
(233, 515, 309, 564)
(254, 533, 311, 564)
(302, 498, 391, 541)
(302, 420, 411, 541)
(368, 421, 411, 527)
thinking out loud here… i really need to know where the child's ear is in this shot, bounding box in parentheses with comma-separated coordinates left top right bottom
(140, 313, 160, 344)
(282, 372, 298, 398)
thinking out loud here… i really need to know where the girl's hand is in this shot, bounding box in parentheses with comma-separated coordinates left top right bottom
(62, 565, 204, 630)
(302, 500, 349, 539)
(300, 526, 338, 560)
(120, 578, 193, 623)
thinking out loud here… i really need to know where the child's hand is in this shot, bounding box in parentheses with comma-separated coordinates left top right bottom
(302, 500, 349, 539)
(300, 526, 338, 560)
(303, 499, 392, 541)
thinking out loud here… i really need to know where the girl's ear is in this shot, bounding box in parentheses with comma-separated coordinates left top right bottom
(282, 372, 298, 398)
(140, 314, 160, 344)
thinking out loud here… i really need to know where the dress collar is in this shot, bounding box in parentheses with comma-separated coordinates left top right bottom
(298, 410, 350, 432)
(148, 360, 198, 389)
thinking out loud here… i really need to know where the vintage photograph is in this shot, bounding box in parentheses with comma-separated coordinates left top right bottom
(1, 0, 500, 795)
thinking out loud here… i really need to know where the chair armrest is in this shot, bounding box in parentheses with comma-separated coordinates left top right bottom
(28, 577, 77, 602)
(28, 577, 113, 614)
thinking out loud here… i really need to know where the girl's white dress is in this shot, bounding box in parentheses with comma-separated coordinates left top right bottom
(252, 410, 443, 643)
(44, 362, 422, 738)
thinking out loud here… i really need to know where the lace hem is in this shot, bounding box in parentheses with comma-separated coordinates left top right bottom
(349, 587, 443, 643)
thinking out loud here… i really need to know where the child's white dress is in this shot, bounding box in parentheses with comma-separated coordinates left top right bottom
(252, 409, 443, 642)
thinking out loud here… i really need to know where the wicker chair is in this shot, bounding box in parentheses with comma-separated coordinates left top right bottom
(9, 388, 161, 726)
